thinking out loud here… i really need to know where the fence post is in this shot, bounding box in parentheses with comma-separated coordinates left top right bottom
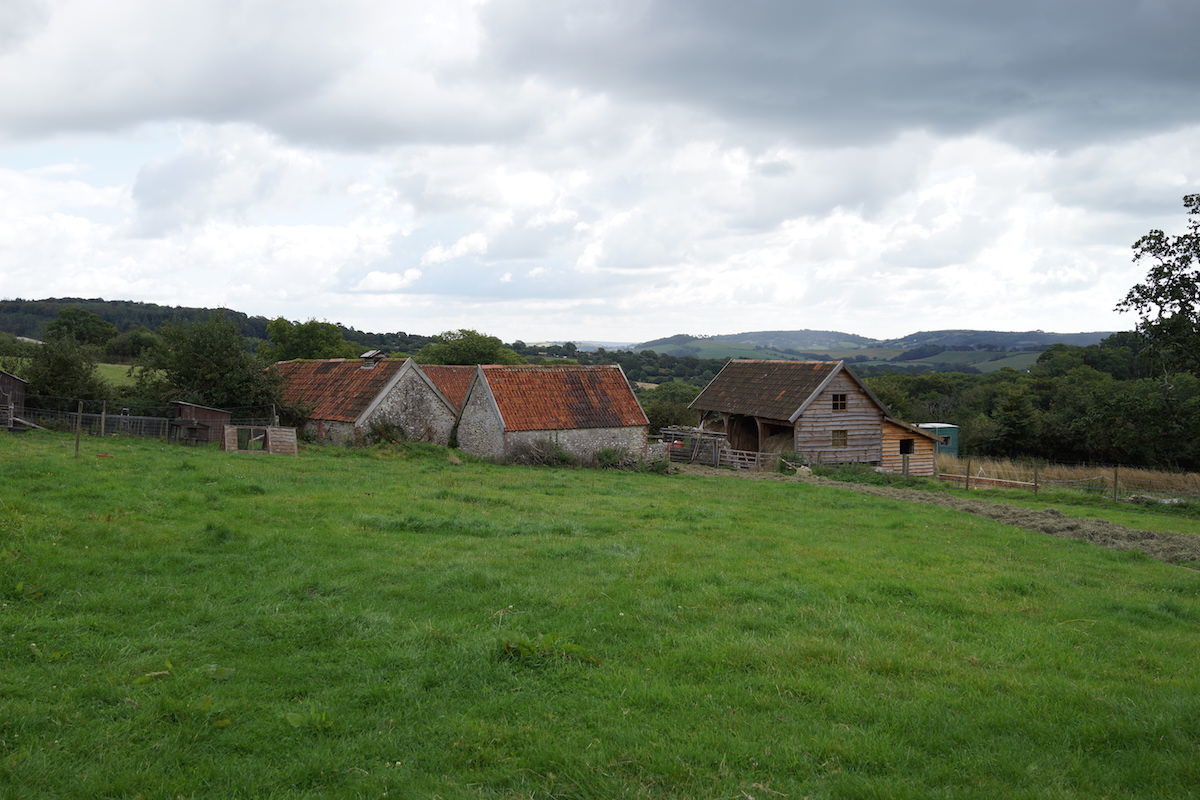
(74, 400, 83, 458)
(1033, 464, 1039, 495)
(100, 401, 107, 437)
(1112, 465, 1119, 502)
(965, 458, 972, 491)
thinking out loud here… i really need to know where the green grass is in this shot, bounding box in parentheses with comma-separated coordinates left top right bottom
(95, 362, 136, 386)
(2, 433, 1199, 798)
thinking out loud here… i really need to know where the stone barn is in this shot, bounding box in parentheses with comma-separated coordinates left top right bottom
(419, 365, 476, 416)
(689, 359, 937, 475)
(1, 369, 27, 428)
(275, 354, 459, 445)
(456, 365, 648, 463)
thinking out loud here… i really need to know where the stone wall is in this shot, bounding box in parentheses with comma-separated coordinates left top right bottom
(306, 418, 358, 445)
(504, 425, 647, 463)
(366, 367, 457, 446)
(456, 384, 505, 460)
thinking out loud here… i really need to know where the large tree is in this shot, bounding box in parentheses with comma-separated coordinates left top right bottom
(22, 336, 111, 402)
(1116, 194, 1200, 375)
(43, 307, 118, 347)
(260, 318, 358, 361)
(135, 316, 278, 409)
(414, 329, 524, 365)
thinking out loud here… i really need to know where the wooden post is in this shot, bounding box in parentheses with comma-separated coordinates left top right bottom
(1033, 464, 1039, 495)
(902, 453, 910, 476)
(99, 401, 107, 437)
(74, 400, 83, 458)
(1112, 465, 1119, 502)
(965, 458, 972, 491)
(271, 403, 279, 427)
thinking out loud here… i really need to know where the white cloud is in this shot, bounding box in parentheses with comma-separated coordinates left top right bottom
(353, 269, 423, 292)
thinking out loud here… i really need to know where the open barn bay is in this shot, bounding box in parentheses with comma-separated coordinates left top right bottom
(1, 433, 1198, 798)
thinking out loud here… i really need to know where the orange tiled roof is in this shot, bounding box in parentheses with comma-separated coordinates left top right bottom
(419, 365, 475, 413)
(274, 358, 408, 422)
(481, 365, 648, 432)
(690, 359, 841, 420)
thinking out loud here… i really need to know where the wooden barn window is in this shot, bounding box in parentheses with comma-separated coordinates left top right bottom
(899, 438, 915, 455)
(831, 430, 848, 447)
(831, 393, 847, 411)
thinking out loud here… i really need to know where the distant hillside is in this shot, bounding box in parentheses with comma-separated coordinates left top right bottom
(881, 330, 1115, 350)
(630, 328, 1119, 373)
(0, 297, 434, 353)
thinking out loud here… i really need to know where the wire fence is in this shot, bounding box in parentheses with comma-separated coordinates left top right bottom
(935, 454, 1200, 502)
(15, 394, 277, 440)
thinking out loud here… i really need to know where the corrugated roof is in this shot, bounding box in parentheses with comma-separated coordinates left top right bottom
(690, 359, 841, 420)
(419, 365, 475, 413)
(274, 358, 407, 422)
(481, 365, 648, 432)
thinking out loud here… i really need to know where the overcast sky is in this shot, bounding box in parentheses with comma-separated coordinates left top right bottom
(1, 0, 1197, 343)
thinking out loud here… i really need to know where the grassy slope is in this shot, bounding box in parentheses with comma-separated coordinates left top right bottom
(2, 434, 1199, 798)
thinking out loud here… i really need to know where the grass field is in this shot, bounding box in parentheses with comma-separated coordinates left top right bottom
(2, 433, 1199, 798)
(96, 362, 136, 386)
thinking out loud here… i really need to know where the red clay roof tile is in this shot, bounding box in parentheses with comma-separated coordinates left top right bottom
(480, 365, 648, 432)
(419, 365, 475, 413)
(274, 358, 407, 423)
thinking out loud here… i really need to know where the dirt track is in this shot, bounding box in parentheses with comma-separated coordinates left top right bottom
(674, 464, 1200, 566)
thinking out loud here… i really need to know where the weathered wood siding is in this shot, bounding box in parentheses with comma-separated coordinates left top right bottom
(880, 420, 936, 476)
(793, 374, 883, 464)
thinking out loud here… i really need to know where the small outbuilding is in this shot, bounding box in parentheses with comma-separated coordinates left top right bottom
(1, 370, 27, 428)
(456, 365, 648, 462)
(169, 401, 232, 444)
(881, 417, 943, 476)
(275, 354, 460, 445)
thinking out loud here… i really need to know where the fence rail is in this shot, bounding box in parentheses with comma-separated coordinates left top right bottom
(20, 407, 171, 438)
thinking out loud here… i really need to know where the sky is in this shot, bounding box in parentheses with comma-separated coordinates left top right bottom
(1, 0, 1198, 344)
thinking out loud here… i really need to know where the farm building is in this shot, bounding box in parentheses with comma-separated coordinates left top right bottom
(418, 365, 476, 415)
(1, 369, 27, 428)
(689, 359, 937, 475)
(456, 365, 649, 463)
(168, 401, 232, 444)
(918, 422, 959, 455)
(881, 418, 943, 476)
(274, 354, 459, 445)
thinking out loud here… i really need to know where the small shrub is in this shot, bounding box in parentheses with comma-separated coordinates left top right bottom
(365, 419, 406, 445)
(496, 632, 601, 666)
(510, 438, 578, 467)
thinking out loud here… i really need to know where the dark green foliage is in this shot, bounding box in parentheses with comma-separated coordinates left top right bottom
(260, 318, 358, 361)
(509, 437, 577, 466)
(637, 379, 702, 432)
(43, 307, 117, 346)
(1117, 194, 1200, 375)
(594, 447, 670, 473)
(414, 328, 524, 365)
(22, 336, 111, 401)
(103, 326, 162, 361)
(132, 315, 279, 409)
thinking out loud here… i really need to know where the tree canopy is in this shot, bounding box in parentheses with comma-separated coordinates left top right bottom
(261, 318, 358, 361)
(44, 307, 117, 346)
(414, 329, 524, 365)
(1116, 194, 1200, 375)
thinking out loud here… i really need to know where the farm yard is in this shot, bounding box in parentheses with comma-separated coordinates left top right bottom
(2, 432, 1200, 798)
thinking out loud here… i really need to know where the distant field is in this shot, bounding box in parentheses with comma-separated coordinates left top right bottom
(96, 362, 135, 386)
(2, 433, 1199, 797)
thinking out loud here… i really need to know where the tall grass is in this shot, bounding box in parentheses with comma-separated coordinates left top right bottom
(2, 432, 1199, 798)
(938, 453, 1200, 498)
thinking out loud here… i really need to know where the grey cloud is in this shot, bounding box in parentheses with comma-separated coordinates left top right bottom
(480, 0, 1200, 148)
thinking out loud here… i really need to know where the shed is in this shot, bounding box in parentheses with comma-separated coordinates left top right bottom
(275, 355, 459, 445)
(169, 401, 231, 444)
(881, 418, 943, 476)
(917, 422, 959, 455)
(1, 370, 27, 428)
(456, 365, 648, 463)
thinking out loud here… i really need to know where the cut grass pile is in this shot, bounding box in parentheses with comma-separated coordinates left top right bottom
(2, 432, 1199, 798)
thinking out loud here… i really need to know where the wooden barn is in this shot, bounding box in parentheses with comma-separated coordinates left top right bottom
(275, 354, 459, 445)
(689, 359, 938, 475)
(1, 370, 27, 428)
(881, 417, 943, 476)
(456, 365, 649, 463)
(168, 401, 232, 444)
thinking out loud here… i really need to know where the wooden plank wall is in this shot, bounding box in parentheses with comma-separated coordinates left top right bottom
(793, 374, 883, 464)
(880, 420, 936, 476)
